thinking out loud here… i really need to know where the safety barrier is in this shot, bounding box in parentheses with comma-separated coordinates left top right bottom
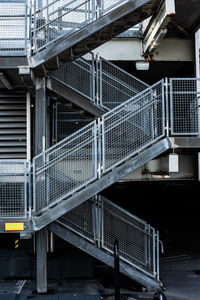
(0, 160, 30, 218)
(32, 0, 128, 53)
(33, 81, 165, 214)
(58, 195, 160, 281)
(0, 0, 28, 56)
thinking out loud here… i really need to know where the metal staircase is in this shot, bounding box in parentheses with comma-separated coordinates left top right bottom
(29, 0, 161, 75)
(49, 195, 161, 289)
(32, 79, 170, 231)
(48, 52, 149, 116)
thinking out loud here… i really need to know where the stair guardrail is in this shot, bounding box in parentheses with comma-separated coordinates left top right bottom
(0, 0, 28, 56)
(33, 80, 166, 215)
(31, 0, 128, 53)
(0, 160, 30, 218)
(1, 78, 200, 219)
(57, 195, 160, 281)
(98, 57, 149, 109)
(33, 121, 98, 214)
(101, 80, 165, 172)
(50, 52, 96, 103)
(50, 53, 149, 109)
(169, 78, 200, 136)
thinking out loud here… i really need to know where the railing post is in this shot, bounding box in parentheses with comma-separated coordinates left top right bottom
(93, 195, 101, 248)
(28, 161, 32, 220)
(156, 230, 160, 281)
(95, 53, 101, 106)
(96, 0, 102, 18)
(164, 77, 170, 137)
(97, 117, 103, 179)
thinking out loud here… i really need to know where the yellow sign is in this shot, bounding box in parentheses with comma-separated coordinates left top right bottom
(5, 223, 24, 231)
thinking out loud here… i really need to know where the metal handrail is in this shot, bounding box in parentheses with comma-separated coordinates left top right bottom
(0, 160, 30, 219)
(50, 53, 149, 109)
(0, 0, 28, 56)
(33, 80, 166, 214)
(31, 0, 129, 53)
(57, 195, 160, 280)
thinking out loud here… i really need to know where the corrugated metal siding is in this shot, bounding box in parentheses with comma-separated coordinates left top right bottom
(0, 92, 26, 159)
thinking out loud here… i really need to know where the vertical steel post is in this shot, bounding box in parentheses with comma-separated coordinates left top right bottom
(35, 76, 48, 293)
(97, 118, 102, 179)
(35, 77, 47, 154)
(36, 228, 47, 293)
(156, 230, 160, 281)
(164, 78, 169, 137)
(114, 239, 120, 300)
(95, 53, 99, 106)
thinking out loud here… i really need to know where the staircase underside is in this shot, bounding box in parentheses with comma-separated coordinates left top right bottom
(29, 0, 160, 76)
(47, 78, 105, 117)
(49, 221, 161, 289)
(32, 137, 171, 231)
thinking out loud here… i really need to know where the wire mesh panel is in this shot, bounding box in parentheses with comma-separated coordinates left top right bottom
(100, 0, 127, 15)
(32, 0, 96, 52)
(50, 53, 95, 102)
(33, 121, 98, 215)
(169, 78, 200, 135)
(31, 0, 129, 52)
(102, 80, 165, 172)
(0, 0, 28, 56)
(0, 160, 28, 218)
(101, 197, 157, 277)
(58, 198, 95, 242)
(99, 58, 149, 110)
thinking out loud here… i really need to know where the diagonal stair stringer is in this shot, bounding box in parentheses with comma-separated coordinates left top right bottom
(32, 137, 171, 231)
(49, 221, 161, 289)
(29, 0, 160, 75)
(47, 78, 105, 117)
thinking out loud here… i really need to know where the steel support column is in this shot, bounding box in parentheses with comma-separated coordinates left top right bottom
(35, 76, 48, 293)
(36, 228, 47, 293)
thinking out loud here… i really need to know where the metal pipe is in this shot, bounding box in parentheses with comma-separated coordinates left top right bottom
(114, 239, 120, 300)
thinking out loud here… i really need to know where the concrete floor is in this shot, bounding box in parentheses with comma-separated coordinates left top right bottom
(160, 255, 200, 300)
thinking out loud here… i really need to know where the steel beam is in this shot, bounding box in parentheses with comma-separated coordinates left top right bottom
(47, 78, 105, 117)
(35, 77, 48, 293)
(169, 137, 200, 149)
(0, 72, 13, 90)
(142, 0, 175, 55)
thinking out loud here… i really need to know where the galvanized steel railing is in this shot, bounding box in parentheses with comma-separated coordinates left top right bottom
(33, 80, 165, 214)
(31, 0, 128, 53)
(0, 160, 30, 218)
(50, 53, 149, 109)
(0, 0, 28, 56)
(169, 78, 200, 136)
(33, 121, 98, 214)
(58, 196, 160, 281)
(101, 80, 165, 172)
(2, 78, 200, 219)
(98, 57, 149, 109)
(50, 52, 95, 102)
